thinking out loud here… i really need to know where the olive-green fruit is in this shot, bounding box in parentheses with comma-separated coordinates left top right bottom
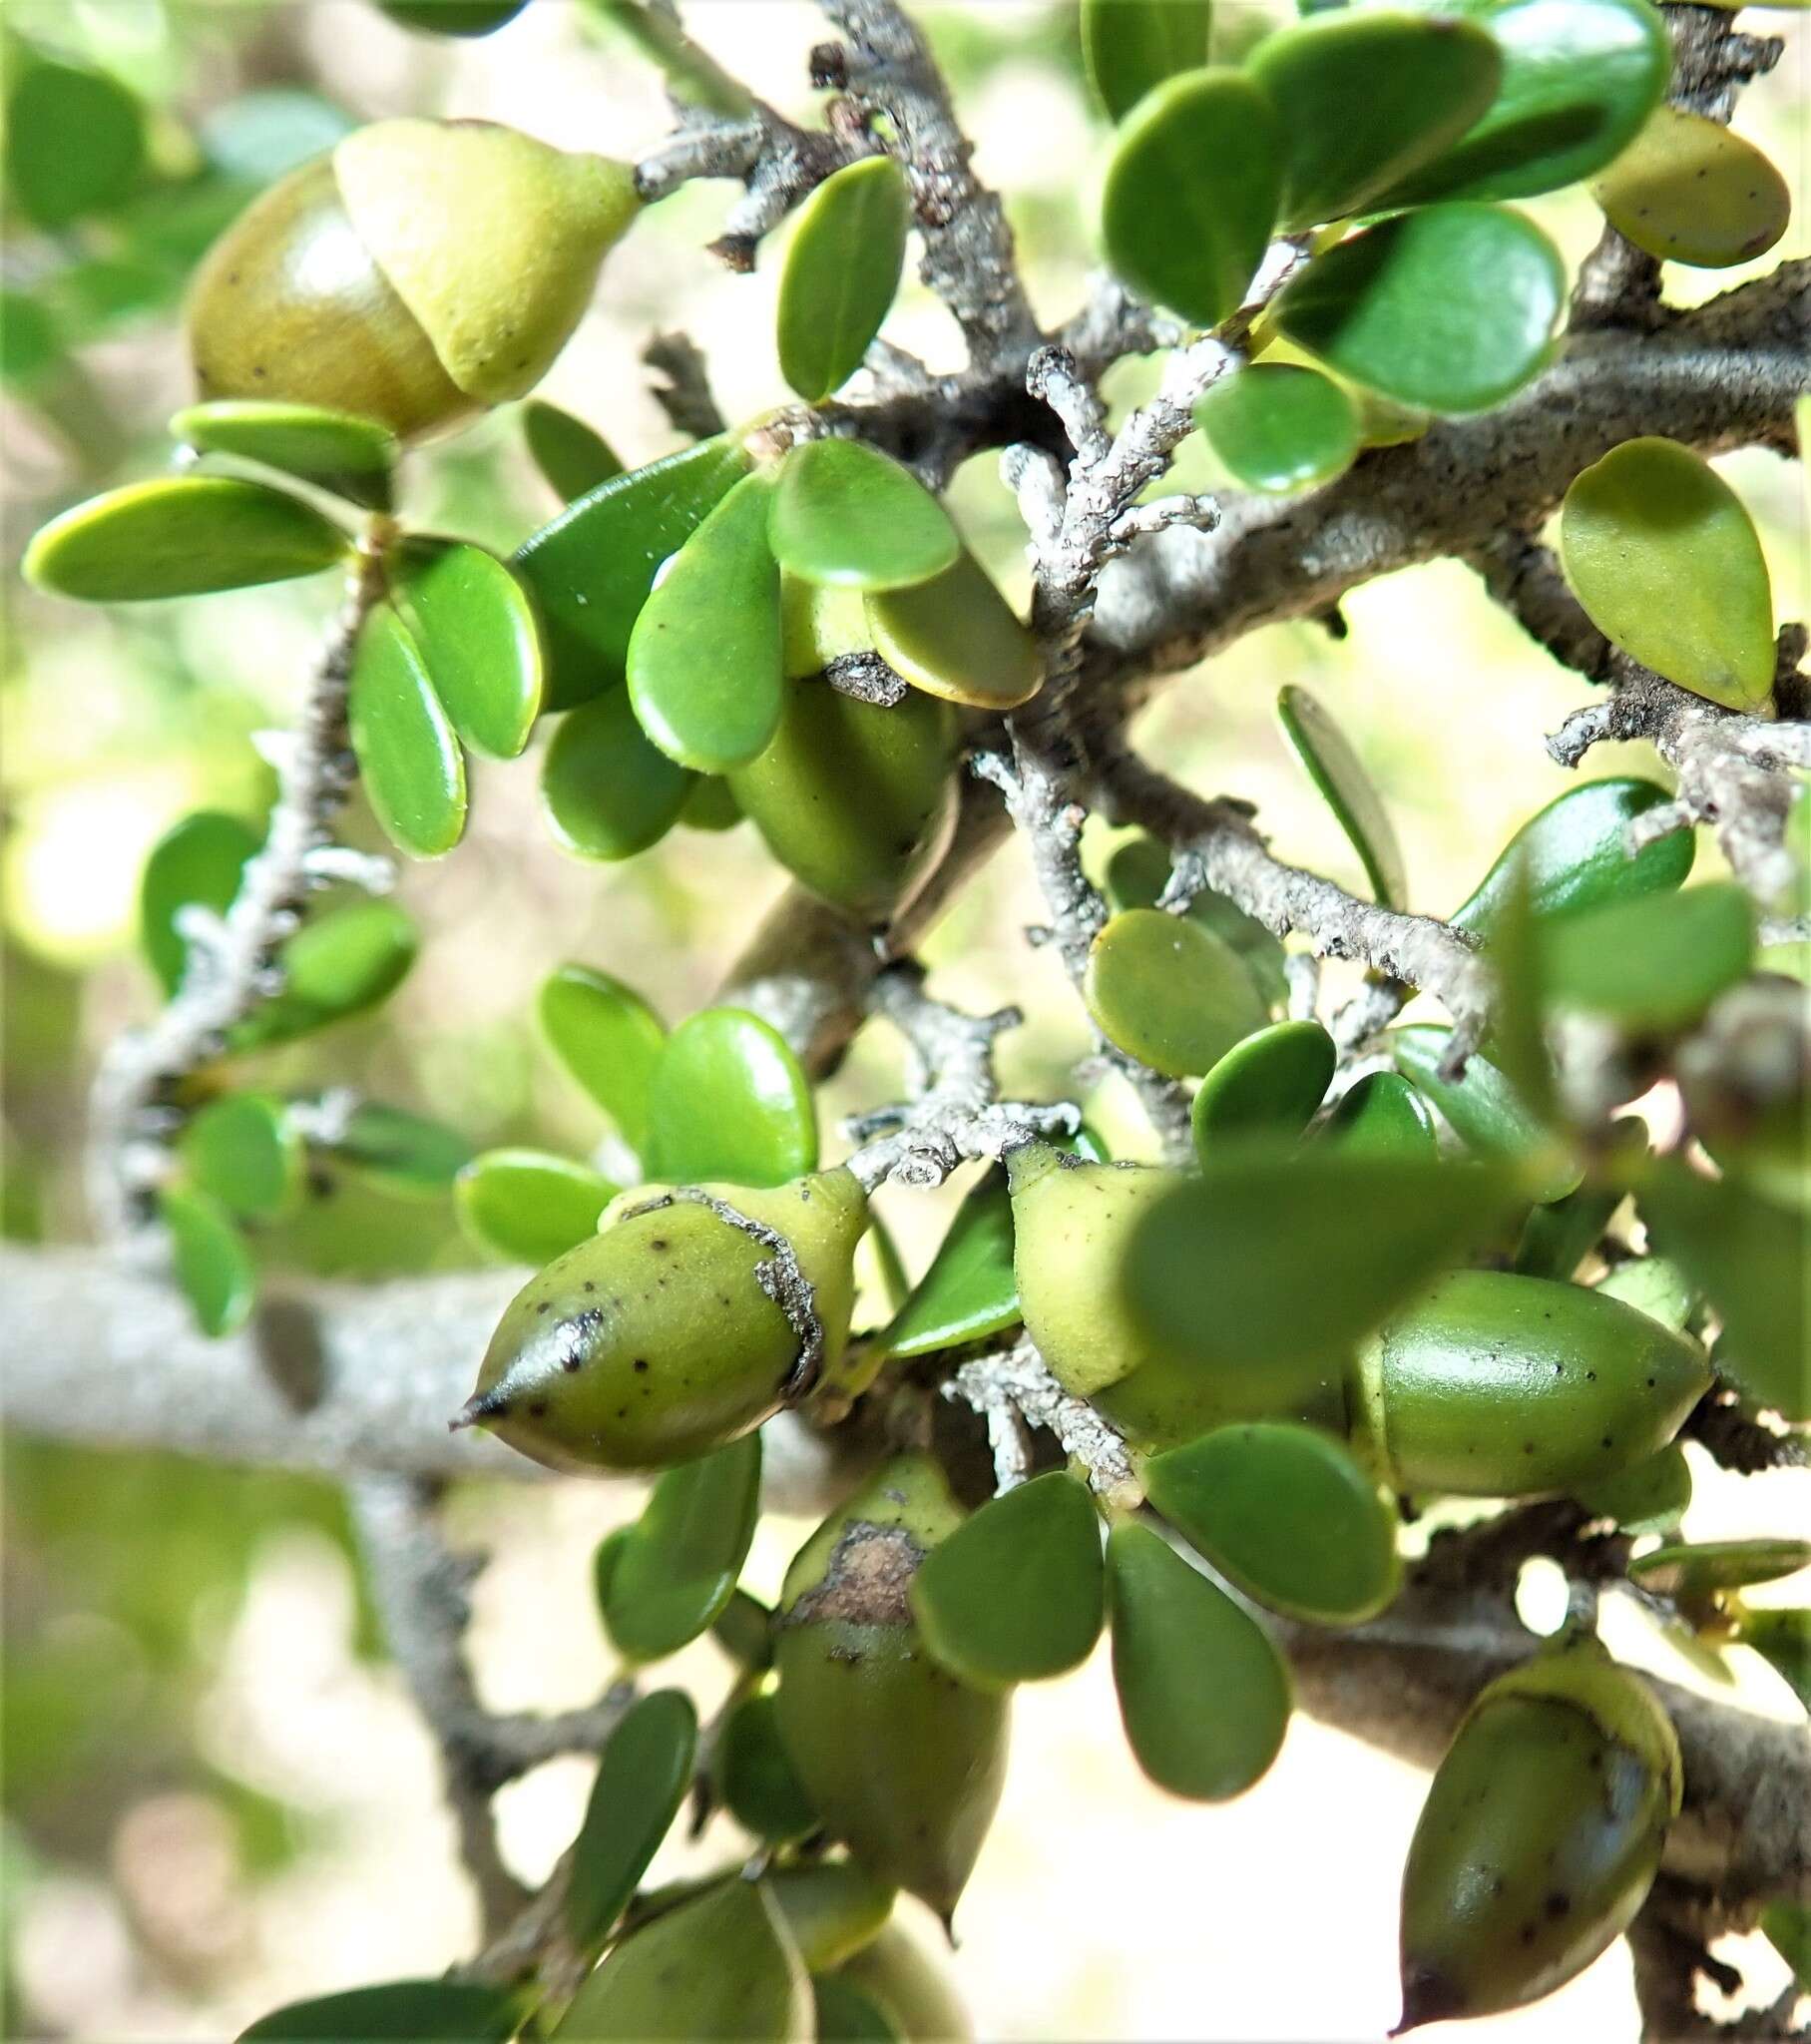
(1005, 1144, 1181, 1398)
(457, 1168, 867, 1473)
(766, 1861, 896, 1971)
(189, 120, 639, 440)
(1354, 1270, 1710, 1498)
(774, 1455, 1010, 1923)
(833, 1921, 973, 2042)
(1398, 1638, 1681, 2029)
(728, 679, 957, 919)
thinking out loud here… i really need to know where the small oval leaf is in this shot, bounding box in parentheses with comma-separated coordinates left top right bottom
(878, 1169, 1019, 1359)
(1085, 906, 1268, 1078)
(628, 473, 784, 772)
(1107, 1521, 1291, 1800)
(1192, 1019, 1336, 1159)
(602, 1434, 763, 1662)
(7, 56, 146, 229)
(1591, 105, 1791, 268)
(1100, 69, 1284, 327)
(181, 1092, 304, 1221)
(1144, 1422, 1401, 1624)
(1082, 0, 1211, 123)
(170, 398, 397, 509)
(644, 1009, 818, 1188)
(238, 1979, 525, 2043)
(233, 898, 418, 1050)
(539, 964, 667, 1156)
(542, 684, 694, 862)
(348, 606, 467, 859)
(159, 1184, 255, 1339)
(523, 398, 623, 501)
(911, 1471, 1106, 1687)
(25, 476, 347, 602)
(1276, 683, 1406, 908)
(392, 539, 544, 759)
(455, 1149, 618, 1265)
(713, 1691, 819, 1844)
(566, 1690, 698, 1951)
(1194, 362, 1359, 493)
(1274, 203, 1564, 414)
(1315, 1070, 1438, 1159)
(768, 438, 959, 593)
(140, 809, 260, 997)
(777, 156, 912, 404)
(328, 1101, 475, 1199)
(1561, 438, 1775, 711)
(864, 549, 1042, 710)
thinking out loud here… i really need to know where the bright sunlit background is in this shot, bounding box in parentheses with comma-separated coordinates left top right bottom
(3, 3, 1807, 2038)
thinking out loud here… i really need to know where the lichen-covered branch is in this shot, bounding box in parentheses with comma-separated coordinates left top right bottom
(944, 1336, 1138, 1504)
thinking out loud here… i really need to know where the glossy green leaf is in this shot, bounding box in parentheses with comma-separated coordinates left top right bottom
(1124, 1148, 1518, 1382)
(1561, 438, 1775, 711)
(1084, 907, 1268, 1078)
(1479, 850, 1557, 1127)
(1573, 1442, 1692, 1534)
(6, 56, 145, 229)
(538, 964, 666, 1156)
(170, 399, 395, 509)
(811, 1975, 900, 2043)
(1144, 1422, 1400, 1624)
(513, 436, 752, 712)
(864, 549, 1042, 710)
(566, 1690, 698, 1950)
(602, 1435, 763, 1661)
(541, 684, 694, 862)
(552, 1876, 809, 2042)
(377, 0, 532, 33)
(712, 1691, 818, 1843)
(24, 477, 346, 603)
(327, 1102, 475, 1199)
(239, 1979, 525, 2042)
(348, 607, 467, 858)
(1104, 832, 1289, 1010)
(392, 540, 543, 759)
(776, 156, 912, 403)
(1594, 1255, 1695, 1331)
(1372, 0, 1670, 207)
(523, 399, 623, 501)
(767, 1863, 895, 1974)
(1194, 362, 1358, 493)
(1192, 1019, 1335, 1159)
(1082, 0, 1212, 122)
(1630, 1539, 1811, 1601)
(1274, 204, 1564, 414)
(1315, 1071, 1438, 1159)
(711, 1587, 775, 1671)
(1100, 69, 1283, 327)
(833, 1926, 969, 2043)
(1639, 1161, 1807, 1422)
(1276, 684, 1406, 908)
(1452, 777, 1696, 936)
(1107, 1521, 1290, 1800)
(1391, 1024, 1580, 1203)
(768, 439, 959, 593)
(679, 775, 741, 832)
(1592, 106, 1791, 268)
(139, 810, 260, 997)
(878, 1169, 1019, 1358)
(911, 1471, 1105, 1688)
(645, 1008, 817, 1188)
(1740, 1615, 1811, 1719)
(1245, 11, 1502, 229)
(1541, 882, 1755, 1031)
(181, 1093, 303, 1221)
(233, 899, 418, 1050)
(628, 473, 783, 772)
(455, 1150, 617, 1266)
(159, 1184, 256, 1339)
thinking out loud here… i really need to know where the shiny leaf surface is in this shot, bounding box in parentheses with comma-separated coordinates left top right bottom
(1084, 907, 1268, 1078)
(1276, 683, 1406, 907)
(541, 683, 693, 861)
(644, 1009, 818, 1188)
(768, 438, 959, 593)
(392, 539, 543, 759)
(566, 1690, 698, 1950)
(454, 1149, 618, 1264)
(776, 156, 912, 403)
(601, 1435, 763, 1661)
(538, 964, 666, 1156)
(348, 606, 468, 858)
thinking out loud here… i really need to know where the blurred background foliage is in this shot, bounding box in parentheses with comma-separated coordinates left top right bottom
(1, 3, 1804, 2036)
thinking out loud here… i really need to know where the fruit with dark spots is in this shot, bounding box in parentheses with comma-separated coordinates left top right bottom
(1397, 1637, 1680, 2029)
(457, 1168, 867, 1472)
(1353, 1270, 1709, 1497)
(773, 1455, 1010, 1923)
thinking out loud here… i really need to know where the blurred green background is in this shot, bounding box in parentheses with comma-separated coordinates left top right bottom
(3, 3, 1804, 2036)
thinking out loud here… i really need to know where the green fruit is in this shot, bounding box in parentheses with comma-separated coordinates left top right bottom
(1398, 1637, 1681, 2028)
(766, 1861, 896, 1972)
(774, 1455, 1010, 1923)
(832, 1921, 972, 2042)
(1354, 1269, 1710, 1497)
(457, 1168, 867, 1472)
(728, 679, 957, 919)
(189, 121, 639, 439)
(1006, 1145, 1181, 1398)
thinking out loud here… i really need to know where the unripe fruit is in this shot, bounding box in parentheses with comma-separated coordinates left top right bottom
(831, 1920, 973, 2042)
(1398, 1637, 1681, 2029)
(728, 678, 958, 919)
(1354, 1270, 1709, 1497)
(457, 1168, 866, 1473)
(189, 120, 639, 440)
(1006, 1144, 1178, 1397)
(773, 1454, 1010, 1924)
